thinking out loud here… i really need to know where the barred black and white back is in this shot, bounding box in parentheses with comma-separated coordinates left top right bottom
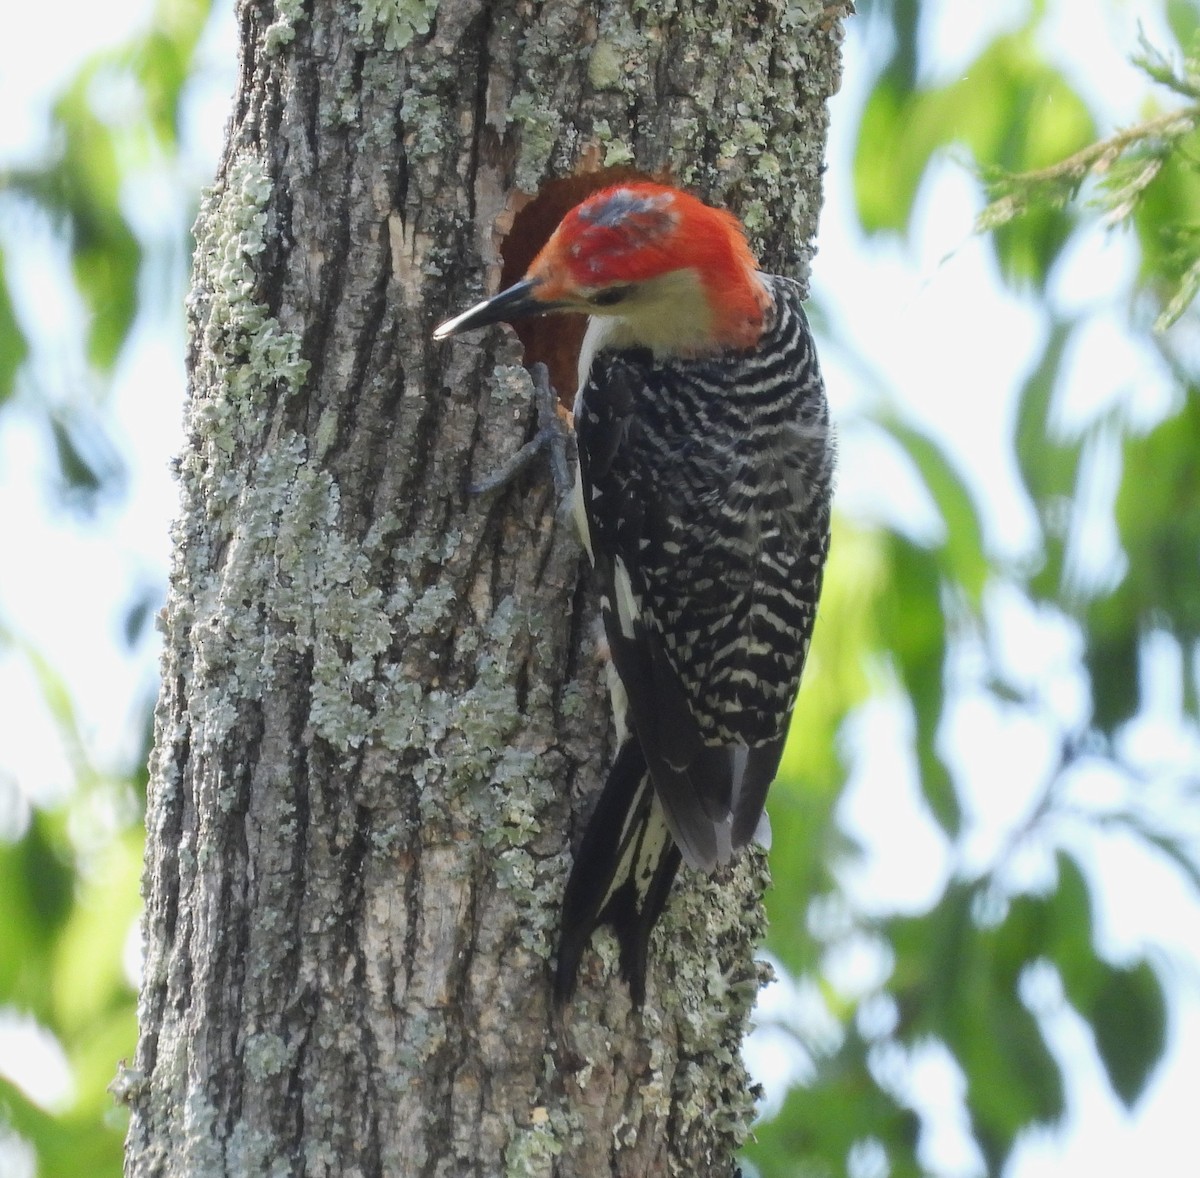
(557, 274, 834, 1001)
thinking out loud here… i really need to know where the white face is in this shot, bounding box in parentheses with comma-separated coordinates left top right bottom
(584, 268, 716, 356)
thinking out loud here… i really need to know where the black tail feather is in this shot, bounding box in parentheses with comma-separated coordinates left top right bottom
(555, 739, 683, 1005)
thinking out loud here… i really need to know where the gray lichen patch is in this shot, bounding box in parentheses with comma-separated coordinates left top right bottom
(174, 410, 398, 764)
(504, 1104, 566, 1176)
(586, 40, 624, 91)
(183, 151, 309, 539)
(592, 124, 636, 168)
(508, 95, 566, 194)
(658, 852, 770, 1163)
(263, 0, 307, 52)
(355, 0, 437, 51)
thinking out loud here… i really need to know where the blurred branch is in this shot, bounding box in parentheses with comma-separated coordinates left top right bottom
(976, 109, 1199, 230)
(975, 34, 1200, 330)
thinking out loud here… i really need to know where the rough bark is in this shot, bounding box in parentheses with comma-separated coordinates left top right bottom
(124, 1, 848, 1174)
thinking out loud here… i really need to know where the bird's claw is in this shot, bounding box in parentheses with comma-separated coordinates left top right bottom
(470, 362, 576, 500)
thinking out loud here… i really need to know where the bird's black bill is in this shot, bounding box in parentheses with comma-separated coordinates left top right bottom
(432, 277, 559, 341)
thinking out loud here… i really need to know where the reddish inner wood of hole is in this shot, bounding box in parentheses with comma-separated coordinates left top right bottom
(500, 167, 652, 406)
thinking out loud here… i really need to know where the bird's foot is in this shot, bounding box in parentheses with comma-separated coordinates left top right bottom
(470, 362, 575, 500)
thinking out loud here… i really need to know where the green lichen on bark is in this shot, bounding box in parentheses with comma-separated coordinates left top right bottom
(508, 94, 566, 193)
(355, 0, 438, 51)
(504, 1105, 570, 1176)
(263, 0, 307, 52)
(590, 120, 636, 167)
(183, 151, 309, 530)
(504, 1119, 565, 1176)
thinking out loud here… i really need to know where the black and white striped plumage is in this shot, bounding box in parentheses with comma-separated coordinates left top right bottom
(558, 274, 833, 1002)
(432, 182, 834, 1005)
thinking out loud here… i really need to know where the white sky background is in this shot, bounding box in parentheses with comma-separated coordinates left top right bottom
(1, 1, 1198, 1175)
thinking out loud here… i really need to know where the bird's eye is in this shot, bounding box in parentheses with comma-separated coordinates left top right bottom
(590, 286, 633, 307)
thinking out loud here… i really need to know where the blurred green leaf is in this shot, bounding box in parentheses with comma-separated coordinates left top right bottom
(1085, 585, 1141, 732)
(0, 250, 28, 405)
(853, 73, 936, 233)
(1044, 852, 1100, 1006)
(0, 813, 76, 1019)
(122, 584, 161, 648)
(963, 988, 1064, 1171)
(857, 0, 920, 90)
(889, 880, 971, 1004)
(1012, 315, 1072, 492)
(770, 525, 886, 974)
(51, 76, 143, 371)
(1114, 394, 1200, 634)
(879, 536, 961, 835)
(0, 1076, 125, 1178)
(882, 418, 989, 603)
(48, 410, 127, 511)
(854, 16, 1094, 287)
(900, 886, 1066, 1170)
(746, 1032, 921, 1178)
(1089, 961, 1168, 1107)
(1166, 0, 1200, 53)
(1132, 127, 1200, 322)
(1013, 319, 1078, 599)
(53, 829, 142, 1035)
(1082, 396, 1200, 731)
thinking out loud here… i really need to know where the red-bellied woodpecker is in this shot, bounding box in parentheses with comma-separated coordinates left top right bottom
(434, 182, 833, 1004)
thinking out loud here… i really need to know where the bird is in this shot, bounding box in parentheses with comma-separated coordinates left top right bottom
(434, 181, 833, 1004)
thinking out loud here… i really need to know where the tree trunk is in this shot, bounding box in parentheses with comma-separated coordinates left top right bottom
(124, 1, 847, 1174)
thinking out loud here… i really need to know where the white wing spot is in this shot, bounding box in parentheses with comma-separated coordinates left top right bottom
(613, 557, 639, 640)
(572, 461, 594, 563)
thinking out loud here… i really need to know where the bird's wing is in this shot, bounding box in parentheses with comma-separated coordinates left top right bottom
(576, 356, 790, 871)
